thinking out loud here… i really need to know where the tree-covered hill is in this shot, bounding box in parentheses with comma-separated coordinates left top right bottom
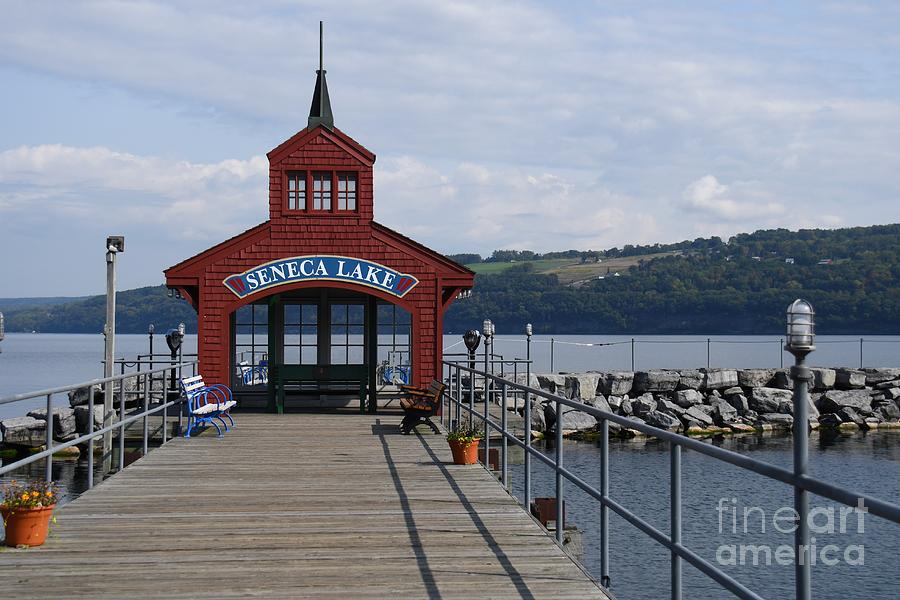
(4, 223, 900, 334)
(444, 224, 900, 334)
(2, 286, 197, 334)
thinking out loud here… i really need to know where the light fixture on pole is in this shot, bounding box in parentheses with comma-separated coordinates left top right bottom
(784, 298, 815, 600)
(148, 324, 155, 371)
(482, 319, 494, 399)
(103, 235, 124, 475)
(524, 322, 533, 508)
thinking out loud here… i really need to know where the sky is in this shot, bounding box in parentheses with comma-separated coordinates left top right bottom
(1, 1, 900, 296)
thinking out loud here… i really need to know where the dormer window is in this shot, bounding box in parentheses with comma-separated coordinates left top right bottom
(285, 170, 359, 214)
(337, 173, 357, 210)
(312, 172, 332, 210)
(287, 172, 306, 210)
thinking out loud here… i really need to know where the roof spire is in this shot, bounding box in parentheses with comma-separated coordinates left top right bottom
(308, 21, 334, 130)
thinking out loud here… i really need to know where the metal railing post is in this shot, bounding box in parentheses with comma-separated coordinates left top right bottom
(706, 338, 711, 369)
(162, 370, 168, 444)
(455, 364, 461, 429)
(483, 369, 490, 470)
(87, 386, 95, 489)
(860, 337, 864, 369)
(118, 378, 126, 472)
(468, 368, 475, 424)
(501, 381, 508, 489)
(780, 338, 784, 368)
(600, 417, 610, 588)
(671, 443, 682, 600)
(631, 338, 635, 371)
(45, 393, 53, 482)
(142, 373, 149, 456)
(555, 396, 564, 543)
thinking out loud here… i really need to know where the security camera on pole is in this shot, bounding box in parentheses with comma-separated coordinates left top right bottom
(103, 235, 125, 474)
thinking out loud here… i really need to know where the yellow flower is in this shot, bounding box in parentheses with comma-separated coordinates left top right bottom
(21, 493, 29, 500)
(45, 491, 53, 497)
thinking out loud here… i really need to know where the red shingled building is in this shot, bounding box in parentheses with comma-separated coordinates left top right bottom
(164, 43, 474, 412)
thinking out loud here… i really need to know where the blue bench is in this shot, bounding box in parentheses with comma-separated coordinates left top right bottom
(180, 375, 236, 437)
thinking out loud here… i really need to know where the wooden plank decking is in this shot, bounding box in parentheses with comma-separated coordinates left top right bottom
(1, 413, 611, 599)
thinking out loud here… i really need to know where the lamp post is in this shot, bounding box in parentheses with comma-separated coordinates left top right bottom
(0, 311, 5, 354)
(785, 299, 815, 600)
(462, 330, 482, 427)
(148, 324, 155, 371)
(524, 322, 533, 508)
(482, 319, 494, 406)
(103, 235, 124, 474)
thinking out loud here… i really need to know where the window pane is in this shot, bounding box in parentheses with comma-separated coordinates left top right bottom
(284, 332, 300, 346)
(348, 304, 364, 324)
(283, 346, 301, 365)
(331, 347, 348, 364)
(253, 304, 268, 321)
(301, 325, 317, 345)
(331, 325, 348, 338)
(301, 347, 318, 364)
(331, 305, 348, 325)
(235, 324, 252, 336)
(348, 347, 364, 364)
(302, 304, 318, 324)
(253, 324, 269, 340)
(236, 305, 252, 324)
(284, 304, 301, 324)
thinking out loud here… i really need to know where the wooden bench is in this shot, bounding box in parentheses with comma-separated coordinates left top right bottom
(398, 379, 445, 435)
(180, 375, 237, 438)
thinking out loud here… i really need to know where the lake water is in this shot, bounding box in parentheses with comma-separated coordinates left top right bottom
(1, 333, 899, 599)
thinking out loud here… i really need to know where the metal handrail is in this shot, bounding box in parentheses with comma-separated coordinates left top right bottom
(0, 361, 198, 490)
(441, 359, 900, 600)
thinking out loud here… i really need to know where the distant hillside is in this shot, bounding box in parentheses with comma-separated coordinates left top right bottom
(4, 286, 197, 334)
(444, 223, 900, 334)
(5, 223, 900, 335)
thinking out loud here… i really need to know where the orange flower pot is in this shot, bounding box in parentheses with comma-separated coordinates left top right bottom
(2, 505, 55, 547)
(449, 439, 481, 465)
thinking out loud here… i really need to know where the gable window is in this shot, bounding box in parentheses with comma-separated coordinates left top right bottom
(287, 171, 306, 210)
(312, 172, 332, 210)
(337, 173, 357, 210)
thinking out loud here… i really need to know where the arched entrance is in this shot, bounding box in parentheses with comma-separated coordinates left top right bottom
(229, 285, 414, 413)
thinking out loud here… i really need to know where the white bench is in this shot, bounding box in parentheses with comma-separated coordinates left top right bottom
(180, 375, 236, 437)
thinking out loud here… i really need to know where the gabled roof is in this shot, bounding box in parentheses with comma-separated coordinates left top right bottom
(165, 221, 271, 278)
(372, 221, 475, 280)
(267, 125, 376, 166)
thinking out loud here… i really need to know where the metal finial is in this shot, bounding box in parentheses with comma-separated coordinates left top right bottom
(319, 21, 324, 73)
(308, 20, 334, 130)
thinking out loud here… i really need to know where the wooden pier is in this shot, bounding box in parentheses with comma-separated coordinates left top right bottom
(1, 413, 611, 599)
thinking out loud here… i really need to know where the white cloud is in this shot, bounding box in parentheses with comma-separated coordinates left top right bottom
(682, 175, 785, 221)
(0, 144, 268, 238)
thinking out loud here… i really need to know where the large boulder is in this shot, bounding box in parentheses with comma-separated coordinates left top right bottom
(725, 393, 750, 415)
(835, 369, 867, 390)
(619, 398, 633, 416)
(738, 369, 775, 388)
(0, 416, 47, 447)
(864, 368, 900, 386)
(558, 405, 599, 432)
(536, 374, 566, 394)
(677, 370, 705, 391)
(68, 384, 103, 407)
(673, 389, 704, 408)
(810, 368, 836, 391)
(758, 413, 794, 428)
(878, 402, 900, 421)
(564, 374, 601, 402)
(837, 407, 867, 428)
(607, 395, 625, 412)
(820, 390, 874, 415)
(750, 388, 793, 414)
(631, 393, 657, 417)
(710, 398, 739, 426)
(703, 369, 739, 390)
(75, 405, 108, 434)
(684, 406, 714, 427)
(584, 395, 613, 415)
(659, 399, 687, 417)
(26, 407, 77, 439)
(644, 410, 681, 431)
(633, 370, 680, 393)
(597, 372, 634, 396)
(771, 370, 794, 390)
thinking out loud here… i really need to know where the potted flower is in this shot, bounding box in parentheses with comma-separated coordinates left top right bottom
(446, 422, 482, 465)
(2, 479, 58, 547)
